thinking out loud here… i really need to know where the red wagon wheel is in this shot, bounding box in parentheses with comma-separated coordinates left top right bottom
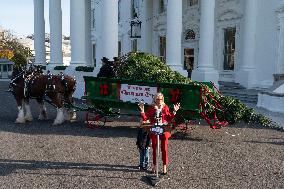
(85, 111, 106, 128)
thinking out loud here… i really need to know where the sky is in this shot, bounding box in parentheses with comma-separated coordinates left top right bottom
(0, 0, 70, 38)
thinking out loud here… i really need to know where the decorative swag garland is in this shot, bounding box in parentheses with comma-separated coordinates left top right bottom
(110, 52, 282, 131)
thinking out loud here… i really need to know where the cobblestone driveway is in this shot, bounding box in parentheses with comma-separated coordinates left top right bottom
(0, 81, 283, 189)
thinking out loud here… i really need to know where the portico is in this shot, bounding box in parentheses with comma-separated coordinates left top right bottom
(33, 0, 190, 76)
(32, 0, 282, 92)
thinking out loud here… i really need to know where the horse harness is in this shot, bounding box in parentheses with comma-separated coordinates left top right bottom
(9, 69, 25, 91)
(10, 69, 70, 100)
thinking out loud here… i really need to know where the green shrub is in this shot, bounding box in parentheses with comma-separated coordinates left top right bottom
(117, 52, 190, 84)
(75, 66, 94, 72)
(54, 66, 67, 70)
(37, 65, 46, 70)
(114, 52, 281, 130)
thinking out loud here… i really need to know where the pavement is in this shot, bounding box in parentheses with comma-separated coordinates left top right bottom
(0, 81, 283, 189)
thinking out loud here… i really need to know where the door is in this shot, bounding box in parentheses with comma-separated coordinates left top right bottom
(184, 48, 194, 78)
(2, 65, 8, 79)
(223, 27, 236, 70)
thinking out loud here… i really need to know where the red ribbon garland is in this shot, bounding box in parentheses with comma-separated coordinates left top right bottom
(169, 89, 180, 103)
(99, 84, 109, 96)
(200, 86, 228, 129)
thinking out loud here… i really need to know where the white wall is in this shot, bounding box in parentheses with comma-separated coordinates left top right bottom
(254, 0, 279, 88)
(90, 0, 283, 89)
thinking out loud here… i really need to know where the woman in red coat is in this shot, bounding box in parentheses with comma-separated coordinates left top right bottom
(138, 92, 180, 175)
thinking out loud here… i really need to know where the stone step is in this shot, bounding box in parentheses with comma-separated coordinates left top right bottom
(222, 94, 258, 103)
(221, 92, 258, 99)
(221, 89, 259, 96)
(218, 81, 246, 89)
(220, 90, 259, 97)
(219, 86, 245, 90)
(218, 81, 267, 104)
(220, 95, 257, 104)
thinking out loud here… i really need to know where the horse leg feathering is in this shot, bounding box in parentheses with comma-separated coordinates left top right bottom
(24, 100, 33, 122)
(15, 100, 25, 124)
(53, 108, 65, 125)
(63, 108, 70, 121)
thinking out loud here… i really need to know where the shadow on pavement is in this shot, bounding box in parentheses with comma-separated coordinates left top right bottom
(0, 120, 140, 138)
(0, 158, 140, 177)
(244, 140, 284, 146)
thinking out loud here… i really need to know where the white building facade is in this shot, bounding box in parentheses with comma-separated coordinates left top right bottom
(33, 0, 284, 111)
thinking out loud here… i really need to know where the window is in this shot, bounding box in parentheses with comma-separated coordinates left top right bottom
(118, 41, 122, 56)
(159, 36, 166, 62)
(223, 27, 236, 70)
(159, 0, 166, 13)
(92, 9, 96, 29)
(3, 64, 7, 72)
(92, 44, 96, 67)
(184, 48, 194, 78)
(185, 29, 196, 40)
(118, 0, 121, 23)
(188, 0, 198, 6)
(131, 0, 139, 19)
(130, 20, 141, 38)
(131, 39, 138, 52)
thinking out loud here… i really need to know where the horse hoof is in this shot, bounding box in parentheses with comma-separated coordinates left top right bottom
(38, 115, 48, 120)
(52, 120, 63, 125)
(64, 116, 70, 121)
(15, 119, 26, 124)
(25, 117, 33, 122)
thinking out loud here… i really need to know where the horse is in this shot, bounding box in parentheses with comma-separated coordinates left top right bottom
(9, 66, 77, 125)
(97, 57, 120, 78)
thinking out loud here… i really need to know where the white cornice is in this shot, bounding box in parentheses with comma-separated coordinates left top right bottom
(218, 9, 242, 21)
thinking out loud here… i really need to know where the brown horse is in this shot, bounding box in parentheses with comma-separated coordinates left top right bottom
(10, 66, 76, 125)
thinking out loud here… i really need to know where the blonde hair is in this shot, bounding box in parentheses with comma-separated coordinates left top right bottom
(152, 92, 165, 106)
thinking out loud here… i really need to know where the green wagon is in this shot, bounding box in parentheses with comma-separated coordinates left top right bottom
(79, 76, 228, 131)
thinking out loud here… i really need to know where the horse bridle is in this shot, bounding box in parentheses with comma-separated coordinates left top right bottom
(9, 69, 26, 91)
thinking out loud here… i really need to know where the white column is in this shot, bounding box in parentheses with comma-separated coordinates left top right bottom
(276, 11, 284, 74)
(49, 0, 63, 66)
(166, 0, 185, 74)
(33, 0, 46, 64)
(68, 0, 93, 99)
(235, 0, 257, 88)
(95, 2, 102, 69)
(141, 0, 152, 53)
(70, 0, 87, 66)
(191, 0, 219, 85)
(85, 0, 92, 66)
(101, 0, 118, 60)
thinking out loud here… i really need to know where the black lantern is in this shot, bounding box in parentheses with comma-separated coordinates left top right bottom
(130, 16, 142, 38)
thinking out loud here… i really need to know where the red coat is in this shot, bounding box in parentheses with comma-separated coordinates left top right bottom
(140, 104, 175, 138)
